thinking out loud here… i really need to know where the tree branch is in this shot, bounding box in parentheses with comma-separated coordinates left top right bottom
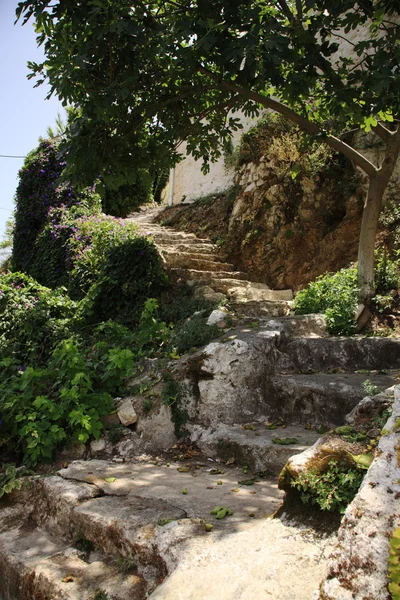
(295, 0, 303, 21)
(276, 0, 295, 24)
(198, 67, 378, 178)
(372, 122, 394, 143)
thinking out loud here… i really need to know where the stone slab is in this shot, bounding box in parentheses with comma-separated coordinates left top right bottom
(189, 423, 321, 474)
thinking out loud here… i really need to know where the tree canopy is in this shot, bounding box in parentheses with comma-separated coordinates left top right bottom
(17, 0, 400, 314)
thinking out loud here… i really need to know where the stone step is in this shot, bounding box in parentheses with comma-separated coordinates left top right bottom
(170, 268, 249, 281)
(268, 371, 397, 426)
(142, 230, 210, 243)
(230, 300, 292, 317)
(155, 243, 217, 255)
(189, 424, 321, 475)
(1, 460, 285, 598)
(162, 254, 235, 272)
(0, 515, 146, 600)
(211, 279, 293, 301)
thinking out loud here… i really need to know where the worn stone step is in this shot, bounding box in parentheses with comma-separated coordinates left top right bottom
(162, 254, 235, 272)
(170, 268, 249, 281)
(1, 459, 285, 598)
(268, 371, 397, 426)
(189, 424, 321, 475)
(230, 300, 292, 317)
(156, 243, 217, 255)
(0, 519, 146, 600)
(211, 279, 293, 301)
(142, 230, 210, 243)
(274, 336, 400, 373)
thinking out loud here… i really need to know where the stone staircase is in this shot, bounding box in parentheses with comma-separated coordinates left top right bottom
(127, 209, 293, 317)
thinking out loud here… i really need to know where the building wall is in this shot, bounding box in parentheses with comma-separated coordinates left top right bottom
(169, 112, 260, 205)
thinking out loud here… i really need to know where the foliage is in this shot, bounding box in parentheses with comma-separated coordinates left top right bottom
(0, 340, 115, 466)
(101, 175, 154, 218)
(0, 463, 25, 498)
(82, 236, 168, 327)
(362, 379, 379, 396)
(160, 283, 216, 326)
(290, 459, 365, 513)
(375, 248, 399, 292)
(388, 528, 400, 599)
(115, 553, 136, 573)
(162, 376, 189, 438)
(0, 272, 76, 365)
(0, 272, 171, 468)
(17, 1, 400, 170)
(12, 138, 79, 274)
(169, 315, 220, 355)
(294, 251, 399, 334)
(294, 265, 359, 335)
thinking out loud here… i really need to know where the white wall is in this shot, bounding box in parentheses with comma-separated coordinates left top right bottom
(169, 112, 260, 205)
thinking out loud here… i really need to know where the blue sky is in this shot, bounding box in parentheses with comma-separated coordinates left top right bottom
(0, 0, 62, 242)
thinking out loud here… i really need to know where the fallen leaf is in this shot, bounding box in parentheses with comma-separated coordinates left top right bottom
(177, 466, 191, 473)
(238, 478, 255, 486)
(104, 477, 117, 483)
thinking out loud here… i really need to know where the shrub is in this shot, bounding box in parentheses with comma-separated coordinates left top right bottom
(102, 174, 154, 218)
(0, 339, 115, 466)
(29, 201, 101, 290)
(294, 251, 399, 335)
(12, 139, 83, 274)
(0, 272, 76, 364)
(290, 460, 365, 513)
(169, 314, 220, 355)
(294, 265, 359, 335)
(160, 283, 215, 325)
(83, 236, 168, 327)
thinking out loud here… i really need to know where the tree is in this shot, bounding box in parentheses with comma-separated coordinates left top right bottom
(17, 0, 400, 322)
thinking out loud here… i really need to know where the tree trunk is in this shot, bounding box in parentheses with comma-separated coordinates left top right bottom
(356, 127, 400, 328)
(357, 174, 386, 305)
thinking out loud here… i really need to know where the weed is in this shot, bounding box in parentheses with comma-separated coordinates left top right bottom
(116, 553, 136, 573)
(290, 459, 365, 513)
(170, 315, 220, 355)
(362, 379, 379, 396)
(107, 426, 125, 445)
(93, 589, 110, 600)
(162, 376, 189, 438)
(0, 464, 27, 498)
(142, 398, 153, 413)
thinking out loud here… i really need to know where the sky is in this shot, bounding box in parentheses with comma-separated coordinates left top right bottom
(0, 0, 62, 245)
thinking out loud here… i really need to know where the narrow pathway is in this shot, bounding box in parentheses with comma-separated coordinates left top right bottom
(127, 208, 293, 317)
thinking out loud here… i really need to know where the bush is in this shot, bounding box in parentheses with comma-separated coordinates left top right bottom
(0, 272, 76, 364)
(170, 314, 220, 355)
(83, 236, 168, 327)
(294, 251, 399, 335)
(294, 265, 359, 335)
(0, 340, 115, 466)
(160, 283, 216, 325)
(102, 174, 154, 218)
(0, 294, 170, 467)
(12, 139, 87, 274)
